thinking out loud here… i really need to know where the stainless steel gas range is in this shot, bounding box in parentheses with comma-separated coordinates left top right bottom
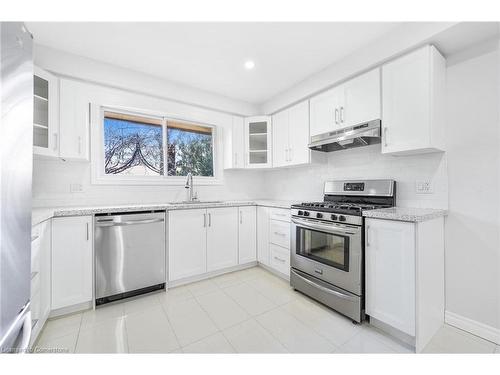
(290, 179, 396, 323)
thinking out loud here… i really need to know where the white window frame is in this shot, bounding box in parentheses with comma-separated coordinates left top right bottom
(91, 105, 222, 185)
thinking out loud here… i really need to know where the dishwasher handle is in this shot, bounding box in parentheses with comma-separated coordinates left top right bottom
(95, 218, 164, 227)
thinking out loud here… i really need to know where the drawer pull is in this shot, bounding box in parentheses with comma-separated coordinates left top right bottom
(273, 256, 286, 263)
(31, 235, 40, 243)
(273, 232, 287, 237)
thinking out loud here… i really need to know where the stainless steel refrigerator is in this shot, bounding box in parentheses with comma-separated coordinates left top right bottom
(0, 22, 33, 353)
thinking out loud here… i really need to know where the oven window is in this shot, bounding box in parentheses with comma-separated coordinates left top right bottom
(296, 227, 349, 271)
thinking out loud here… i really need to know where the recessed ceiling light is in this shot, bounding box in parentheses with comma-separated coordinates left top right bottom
(244, 60, 255, 70)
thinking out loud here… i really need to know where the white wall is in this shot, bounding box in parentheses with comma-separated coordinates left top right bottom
(445, 46, 500, 331)
(32, 158, 264, 207)
(262, 146, 449, 209)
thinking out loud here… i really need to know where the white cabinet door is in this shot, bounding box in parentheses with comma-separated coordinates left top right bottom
(272, 110, 289, 168)
(382, 45, 445, 155)
(238, 206, 257, 264)
(365, 218, 416, 336)
(245, 116, 272, 168)
(169, 209, 207, 281)
(39, 220, 51, 320)
(309, 85, 342, 136)
(33, 67, 59, 157)
(206, 207, 238, 272)
(59, 79, 90, 161)
(257, 206, 270, 266)
(232, 116, 245, 169)
(52, 216, 93, 310)
(288, 100, 310, 166)
(342, 68, 381, 128)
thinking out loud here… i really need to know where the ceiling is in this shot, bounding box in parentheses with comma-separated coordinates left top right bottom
(26, 22, 401, 104)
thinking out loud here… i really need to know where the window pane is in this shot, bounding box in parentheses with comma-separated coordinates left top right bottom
(167, 121, 214, 177)
(103, 112, 163, 176)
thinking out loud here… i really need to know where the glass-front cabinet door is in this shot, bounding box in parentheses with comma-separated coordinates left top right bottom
(244, 116, 272, 168)
(33, 67, 59, 157)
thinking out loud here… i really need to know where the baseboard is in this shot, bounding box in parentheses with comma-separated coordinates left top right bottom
(445, 311, 500, 345)
(258, 263, 290, 281)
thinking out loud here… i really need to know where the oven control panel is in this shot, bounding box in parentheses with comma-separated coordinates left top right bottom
(292, 209, 362, 226)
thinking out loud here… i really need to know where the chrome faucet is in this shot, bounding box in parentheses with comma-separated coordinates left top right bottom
(184, 172, 197, 201)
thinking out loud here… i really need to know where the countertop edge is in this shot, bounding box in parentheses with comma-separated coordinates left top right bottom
(362, 207, 448, 223)
(32, 200, 295, 226)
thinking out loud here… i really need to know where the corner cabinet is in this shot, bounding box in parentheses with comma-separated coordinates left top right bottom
(238, 206, 257, 264)
(365, 216, 445, 352)
(272, 100, 311, 168)
(244, 116, 272, 168)
(381, 45, 445, 155)
(33, 67, 59, 157)
(51, 216, 93, 311)
(224, 116, 246, 169)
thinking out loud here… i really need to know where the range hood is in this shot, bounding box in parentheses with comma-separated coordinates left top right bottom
(308, 119, 381, 152)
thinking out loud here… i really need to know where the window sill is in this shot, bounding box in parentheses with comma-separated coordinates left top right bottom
(91, 176, 223, 186)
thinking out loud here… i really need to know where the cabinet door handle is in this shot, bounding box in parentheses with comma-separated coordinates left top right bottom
(383, 127, 388, 147)
(203, 213, 207, 227)
(340, 106, 345, 123)
(86, 222, 89, 241)
(273, 256, 286, 263)
(208, 213, 211, 227)
(366, 225, 370, 247)
(334, 108, 339, 124)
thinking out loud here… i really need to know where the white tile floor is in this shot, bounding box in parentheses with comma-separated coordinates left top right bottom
(34, 266, 500, 354)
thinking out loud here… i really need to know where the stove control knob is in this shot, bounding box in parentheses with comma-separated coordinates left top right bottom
(298, 210, 304, 216)
(303, 211, 310, 217)
(338, 215, 347, 222)
(316, 213, 323, 219)
(331, 214, 338, 220)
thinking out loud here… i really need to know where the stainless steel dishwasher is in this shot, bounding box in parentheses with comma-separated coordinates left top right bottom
(94, 211, 166, 305)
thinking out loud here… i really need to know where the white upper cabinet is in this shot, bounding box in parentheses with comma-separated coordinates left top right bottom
(381, 45, 445, 155)
(59, 79, 90, 161)
(238, 206, 257, 264)
(272, 100, 310, 167)
(342, 69, 381, 127)
(224, 116, 245, 169)
(309, 68, 381, 137)
(244, 116, 272, 168)
(207, 207, 238, 272)
(33, 67, 59, 157)
(310, 85, 344, 136)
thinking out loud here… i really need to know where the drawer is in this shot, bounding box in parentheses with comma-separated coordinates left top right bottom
(269, 220, 290, 248)
(270, 244, 290, 276)
(269, 208, 290, 223)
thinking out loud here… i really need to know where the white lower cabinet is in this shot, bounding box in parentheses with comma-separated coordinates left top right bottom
(169, 206, 253, 283)
(365, 217, 445, 352)
(169, 208, 208, 281)
(365, 219, 416, 336)
(207, 207, 238, 272)
(257, 207, 270, 266)
(269, 244, 290, 276)
(30, 220, 51, 345)
(238, 206, 257, 264)
(51, 216, 93, 310)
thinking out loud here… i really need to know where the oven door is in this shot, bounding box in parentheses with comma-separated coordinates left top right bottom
(291, 217, 362, 295)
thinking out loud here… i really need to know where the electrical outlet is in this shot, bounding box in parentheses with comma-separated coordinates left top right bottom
(70, 183, 84, 193)
(415, 180, 433, 194)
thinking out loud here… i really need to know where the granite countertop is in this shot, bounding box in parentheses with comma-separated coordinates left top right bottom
(362, 207, 448, 222)
(32, 199, 296, 226)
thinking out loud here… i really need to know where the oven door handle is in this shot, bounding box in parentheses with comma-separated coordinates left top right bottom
(291, 218, 358, 236)
(291, 269, 358, 302)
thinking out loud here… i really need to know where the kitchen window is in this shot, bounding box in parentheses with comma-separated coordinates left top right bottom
(100, 109, 216, 183)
